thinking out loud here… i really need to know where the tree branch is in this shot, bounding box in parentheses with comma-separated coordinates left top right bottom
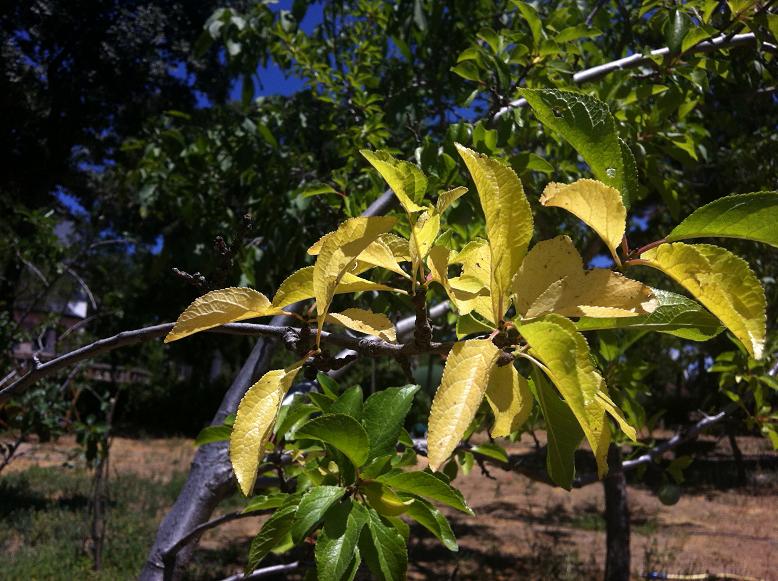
(493, 33, 778, 119)
(219, 561, 301, 581)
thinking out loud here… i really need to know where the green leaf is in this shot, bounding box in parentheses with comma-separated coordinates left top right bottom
(401, 495, 458, 551)
(194, 424, 231, 446)
(376, 471, 473, 515)
(275, 399, 317, 439)
(518, 89, 638, 206)
(555, 24, 602, 43)
(330, 385, 364, 419)
(665, 9, 690, 53)
(361, 150, 427, 212)
(317, 372, 339, 398)
(575, 289, 724, 341)
(246, 504, 298, 572)
(296, 414, 370, 468)
(243, 493, 292, 513)
(362, 385, 420, 460)
(290, 486, 346, 544)
(666, 192, 778, 248)
(513, 1, 543, 48)
(315, 500, 369, 581)
(470, 442, 509, 463)
(359, 507, 408, 581)
(529, 369, 583, 490)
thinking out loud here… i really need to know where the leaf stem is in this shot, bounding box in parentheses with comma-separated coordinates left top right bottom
(631, 237, 667, 257)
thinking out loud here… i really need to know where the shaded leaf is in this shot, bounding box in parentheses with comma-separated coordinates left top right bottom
(377, 470, 473, 515)
(296, 413, 370, 468)
(326, 308, 397, 342)
(290, 485, 346, 544)
(363, 385, 420, 460)
(485, 364, 532, 437)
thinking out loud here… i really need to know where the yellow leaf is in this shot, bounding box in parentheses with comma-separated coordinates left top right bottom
(519, 315, 613, 477)
(595, 389, 637, 442)
(271, 267, 398, 309)
(354, 238, 408, 277)
(230, 361, 303, 495)
(409, 209, 441, 266)
(450, 238, 491, 290)
(313, 216, 396, 332)
(436, 186, 468, 214)
(165, 288, 283, 343)
(379, 233, 412, 262)
(485, 363, 532, 437)
(361, 482, 414, 516)
(525, 270, 657, 319)
(541, 179, 626, 263)
(513, 236, 583, 316)
(361, 150, 427, 213)
(427, 339, 501, 471)
(639, 242, 766, 359)
(515, 236, 655, 319)
(456, 144, 534, 322)
(428, 246, 492, 320)
(326, 308, 397, 342)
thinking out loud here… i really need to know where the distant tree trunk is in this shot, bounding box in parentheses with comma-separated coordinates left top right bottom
(603, 444, 630, 581)
(727, 423, 746, 485)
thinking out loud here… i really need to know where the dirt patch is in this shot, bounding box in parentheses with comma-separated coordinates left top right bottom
(5, 433, 777, 579)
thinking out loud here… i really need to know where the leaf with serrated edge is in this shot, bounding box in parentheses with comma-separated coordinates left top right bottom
(272, 266, 398, 309)
(326, 308, 397, 343)
(525, 270, 656, 319)
(519, 315, 615, 477)
(165, 288, 283, 343)
(230, 361, 303, 495)
(519, 88, 638, 206)
(379, 233, 412, 262)
(541, 179, 626, 262)
(296, 413, 370, 468)
(361, 150, 427, 213)
(290, 485, 346, 544)
(376, 470, 473, 514)
(313, 216, 396, 333)
(410, 209, 441, 266)
(638, 242, 766, 359)
(363, 385, 420, 460)
(575, 288, 724, 341)
(359, 506, 408, 580)
(246, 504, 297, 572)
(315, 500, 368, 581)
(514, 236, 583, 315)
(352, 238, 408, 276)
(667, 192, 778, 248)
(401, 495, 458, 551)
(427, 339, 501, 471)
(485, 363, 532, 437)
(515, 236, 655, 319)
(436, 186, 468, 214)
(456, 144, 533, 322)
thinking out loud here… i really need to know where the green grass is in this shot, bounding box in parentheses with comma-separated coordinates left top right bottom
(0, 466, 186, 580)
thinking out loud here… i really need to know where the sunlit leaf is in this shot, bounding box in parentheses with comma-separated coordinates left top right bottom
(230, 361, 303, 495)
(485, 363, 532, 437)
(540, 179, 626, 261)
(456, 144, 533, 322)
(326, 308, 397, 342)
(409, 208, 441, 266)
(272, 266, 398, 309)
(361, 149, 427, 213)
(666, 192, 778, 247)
(377, 470, 473, 514)
(513, 235, 582, 315)
(427, 339, 501, 471)
(165, 288, 284, 343)
(638, 242, 766, 359)
(436, 186, 468, 214)
(313, 216, 396, 332)
(296, 413, 370, 468)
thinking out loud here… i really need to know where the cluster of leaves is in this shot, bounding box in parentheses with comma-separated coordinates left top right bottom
(164, 88, 776, 578)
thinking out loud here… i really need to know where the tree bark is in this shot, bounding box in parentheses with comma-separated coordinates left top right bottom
(140, 322, 280, 581)
(603, 445, 630, 581)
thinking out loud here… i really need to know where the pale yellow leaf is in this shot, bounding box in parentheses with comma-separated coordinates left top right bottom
(541, 179, 626, 262)
(639, 243, 766, 359)
(513, 236, 583, 316)
(456, 144, 534, 322)
(519, 315, 612, 476)
(361, 150, 426, 213)
(486, 363, 532, 437)
(449, 276, 490, 300)
(525, 270, 657, 319)
(450, 238, 491, 289)
(595, 389, 637, 441)
(165, 287, 283, 343)
(230, 361, 303, 495)
(436, 186, 468, 214)
(271, 267, 397, 308)
(355, 238, 407, 276)
(428, 339, 501, 471)
(379, 233, 412, 262)
(313, 216, 396, 331)
(409, 209, 441, 266)
(326, 308, 397, 342)
(428, 245, 491, 321)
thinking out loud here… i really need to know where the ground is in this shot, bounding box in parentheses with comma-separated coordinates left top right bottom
(2, 433, 776, 580)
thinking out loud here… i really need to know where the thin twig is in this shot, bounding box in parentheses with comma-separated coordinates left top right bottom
(219, 561, 301, 581)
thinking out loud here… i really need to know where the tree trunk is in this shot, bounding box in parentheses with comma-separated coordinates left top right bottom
(140, 326, 280, 581)
(603, 445, 630, 581)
